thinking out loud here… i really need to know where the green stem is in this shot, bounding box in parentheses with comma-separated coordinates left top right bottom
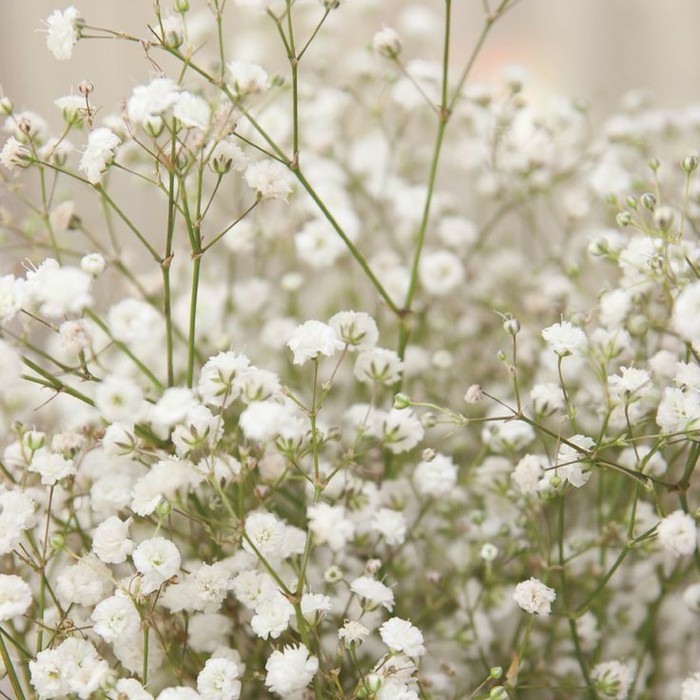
(0, 630, 26, 700)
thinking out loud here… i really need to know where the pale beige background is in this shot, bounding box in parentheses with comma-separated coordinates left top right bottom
(1, 1, 699, 120)
(1, 0, 700, 694)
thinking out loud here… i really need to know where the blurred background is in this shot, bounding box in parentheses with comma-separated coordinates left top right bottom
(1, 0, 700, 123)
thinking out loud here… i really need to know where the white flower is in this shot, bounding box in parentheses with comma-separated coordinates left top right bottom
(95, 376, 144, 423)
(0, 274, 22, 323)
(172, 404, 223, 456)
(243, 511, 287, 558)
(656, 387, 700, 434)
(245, 160, 293, 200)
(338, 620, 369, 646)
(418, 250, 465, 296)
(116, 678, 154, 700)
(329, 311, 379, 351)
(198, 351, 251, 407)
(371, 508, 407, 546)
(381, 409, 424, 454)
(189, 562, 235, 613)
(174, 92, 211, 130)
(379, 617, 425, 657)
(79, 127, 121, 183)
(513, 578, 556, 615)
(197, 657, 242, 700)
(673, 281, 700, 349)
(657, 510, 697, 557)
(354, 347, 404, 385)
(24, 258, 93, 318)
(541, 321, 587, 356)
(231, 570, 277, 609)
(264, 644, 318, 697)
(133, 537, 182, 594)
(413, 453, 457, 497)
(287, 320, 344, 365)
(209, 137, 248, 173)
(43, 6, 81, 60)
(307, 503, 355, 552)
(92, 515, 134, 564)
(682, 672, 700, 700)
(512, 454, 549, 495)
(372, 27, 402, 58)
(0, 488, 36, 555)
(91, 593, 141, 642)
(0, 574, 32, 621)
(28, 447, 76, 485)
(157, 688, 201, 700)
(127, 78, 180, 126)
(56, 555, 113, 607)
(251, 590, 294, 639)
(300, 592, 332, 621)
(607, 366, 652, 401)
(81, 252, 106, 276)
(350, 576, 395, 611)
(0, 136, 30, 169)
(591, 660, 632, 700)
(295, 219, 347, 268)
(30, 638, 109, 699)
(227, 60, 269, 95)
(556, 435, 595, 488)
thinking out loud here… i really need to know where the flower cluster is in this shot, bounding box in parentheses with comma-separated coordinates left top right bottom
(1, 1, 700, 699)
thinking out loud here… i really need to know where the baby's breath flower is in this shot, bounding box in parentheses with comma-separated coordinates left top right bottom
(43, 6, 81, 61)
(657, 510, 697, 557)
(513, 578, 556, 615)
(541, 320, 587, 356)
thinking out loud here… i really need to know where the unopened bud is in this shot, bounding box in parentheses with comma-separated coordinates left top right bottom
(640, 192, 656, 211)
(421, 412, 437, 429)
(174, 0, 190, 12)
(0, 97, 13, 114)
(682, 155, 698, 173)
(625, 196, 637, 209)
(155, 499, 172, 518)
(393, 393, 411, 410)
(653, 206, 674, 232)
(372, 27, 402, 59)
(50, 534, 65, 550)
(490, 667, 503, 680)
(421, 448, 436, 462)
(616, 211, 632, 227)
(23, 430, 46, 451)
(648, 157, 660, 172)
(503, 317, 520, 336)
(78, 80, 94, 96)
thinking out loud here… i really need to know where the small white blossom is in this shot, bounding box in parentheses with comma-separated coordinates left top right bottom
(513, 578, 556, 615)
(244, 160, 293, 200)
(264, 644, 318, 697)
(43, 6, 81, 60)
(657, 510, 697, 557)
(379, 617, 425, 658)
(372, 27, 402, 58)
(591, 660, 632, 700)
(197, 657, 242, 700)
(350, 576, 395, 611)
(133, 537, 182, 594)
(92, 515, 134, 564)
(0, 574, 32, 621)
(227, 60, 269, 95)
(541, 321, 587, 356)
(243, 511, 287, 558)
(287, 320, 344, 365)
(79, 127, 121, 183)
(329, 310, 379, 351)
